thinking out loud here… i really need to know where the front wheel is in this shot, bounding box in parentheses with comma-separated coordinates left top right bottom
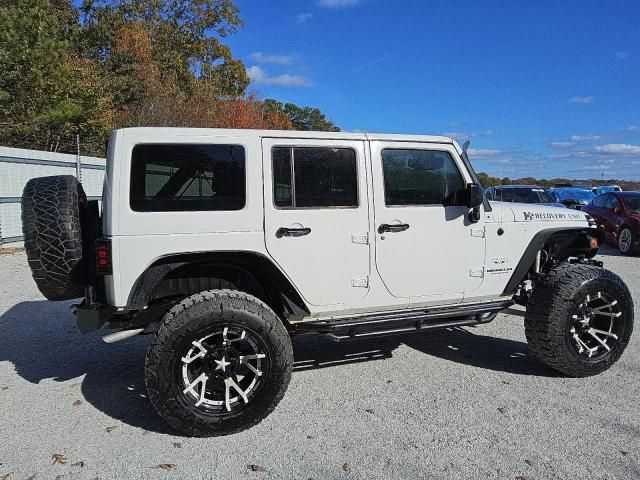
(525, 263, 634, 377)
(145, 290, 293, 436)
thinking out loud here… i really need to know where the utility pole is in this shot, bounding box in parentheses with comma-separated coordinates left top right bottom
(75, 134, 81, 181)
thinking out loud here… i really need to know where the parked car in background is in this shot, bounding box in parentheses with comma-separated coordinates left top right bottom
(583, 191, 640, 254)
(550, 187, 596, 210)
(592, 185, 622, 196)
(485, 185, 565, 207)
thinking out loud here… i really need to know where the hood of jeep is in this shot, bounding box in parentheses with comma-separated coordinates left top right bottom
(490, 202, 590, 223)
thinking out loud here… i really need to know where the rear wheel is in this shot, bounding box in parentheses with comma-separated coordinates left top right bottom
(145, 290, 293, 436)
(525, 263, 634, 377)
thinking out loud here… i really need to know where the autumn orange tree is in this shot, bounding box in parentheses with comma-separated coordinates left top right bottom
(0, 0, 337, 156)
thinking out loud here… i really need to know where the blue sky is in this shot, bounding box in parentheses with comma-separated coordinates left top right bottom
(226, 0, 640, 180)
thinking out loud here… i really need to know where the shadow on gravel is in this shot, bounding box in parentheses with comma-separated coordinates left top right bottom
(0, 299, 172, 434)
(293, 327, 558, 378)
(402, 326, 560, 377)
(0, 300, 556, 435)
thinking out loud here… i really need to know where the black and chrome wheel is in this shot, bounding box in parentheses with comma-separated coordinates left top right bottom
(525, 263, 634, 377)
(180, 327, 268, 412)
(618, 227, 634, 255)
(568, 291, 625, 360)
(145, 290, 293, 437)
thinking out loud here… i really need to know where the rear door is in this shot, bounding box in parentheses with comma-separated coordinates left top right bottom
(262, 138, 371, 307)
(370, 141, 486, 304)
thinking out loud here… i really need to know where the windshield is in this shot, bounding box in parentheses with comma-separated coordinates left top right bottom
(494, 187, 556, 203)
(555, 189, 595, 202)
(622, 195, 640, 213)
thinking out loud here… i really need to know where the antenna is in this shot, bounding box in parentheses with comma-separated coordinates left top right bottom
(498, 113, 503, 226)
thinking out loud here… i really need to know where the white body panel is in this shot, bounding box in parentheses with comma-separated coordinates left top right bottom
(369, 140, 484, 306)
(102, 128, 592, 319)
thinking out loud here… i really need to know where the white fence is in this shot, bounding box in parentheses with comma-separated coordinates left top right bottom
(0, 146, 106, 244)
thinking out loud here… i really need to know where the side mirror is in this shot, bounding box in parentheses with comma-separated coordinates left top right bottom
(612, 206, 622, 214)
(467, 183, 484, 209)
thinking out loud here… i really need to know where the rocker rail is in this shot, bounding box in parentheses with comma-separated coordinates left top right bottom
(293, 299, 514, 342)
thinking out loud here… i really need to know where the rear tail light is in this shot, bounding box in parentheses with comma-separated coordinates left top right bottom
(95, 239, 112, 276)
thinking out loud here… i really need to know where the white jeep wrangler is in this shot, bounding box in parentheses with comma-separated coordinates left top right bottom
(21, 128, 634, 436)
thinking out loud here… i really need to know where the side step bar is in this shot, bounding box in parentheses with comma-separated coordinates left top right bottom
(293, 299, 513, 342)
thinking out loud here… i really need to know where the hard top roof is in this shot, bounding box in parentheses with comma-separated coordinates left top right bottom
(116, 127, 456, 145)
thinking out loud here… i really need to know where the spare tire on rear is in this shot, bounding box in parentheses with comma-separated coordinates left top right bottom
(21, 175, 88, 301)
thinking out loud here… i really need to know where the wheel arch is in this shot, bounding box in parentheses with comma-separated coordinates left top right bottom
(503, 227, 603, 295)
(127, 251, 310, 321)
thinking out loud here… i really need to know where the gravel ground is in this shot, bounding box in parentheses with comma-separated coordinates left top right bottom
(1, 247, 639, 480)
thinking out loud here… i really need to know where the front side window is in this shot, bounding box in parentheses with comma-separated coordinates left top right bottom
(604, 194, 621, 209)
(130, 144, 246, 212)
(382, 149, 466, 206)
(272, 147, 358, 208)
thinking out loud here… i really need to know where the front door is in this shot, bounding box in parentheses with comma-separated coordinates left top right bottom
(262, 138, 370, 307)
(370, 141, 486, 304)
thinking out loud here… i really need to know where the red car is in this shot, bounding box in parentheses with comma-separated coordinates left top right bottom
(583, 191, 640, 254)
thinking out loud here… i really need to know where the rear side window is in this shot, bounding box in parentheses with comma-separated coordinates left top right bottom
(130, 144, 246, 212)
(272, 147, 358, 208)
(382, 149, 466, 206)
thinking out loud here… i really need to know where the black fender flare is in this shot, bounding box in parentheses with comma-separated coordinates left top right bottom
(126, 251, 309, 318)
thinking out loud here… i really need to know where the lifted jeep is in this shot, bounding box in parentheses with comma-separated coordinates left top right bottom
(22, 128, 634, 436)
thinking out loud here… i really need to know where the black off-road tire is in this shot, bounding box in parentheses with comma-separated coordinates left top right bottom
(21, 175, 88, 300)
(145, 289, 293, 437)
(525, 263, 634, 377)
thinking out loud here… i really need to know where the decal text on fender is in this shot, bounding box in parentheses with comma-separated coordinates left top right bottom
(523, 211, 584, 221)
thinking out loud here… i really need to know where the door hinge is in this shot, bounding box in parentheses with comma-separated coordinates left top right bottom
(351, 233, 369, 245)
(469, 268, 484, 278)
(471, 228, 485, 238)
(352, 276, 369, 288)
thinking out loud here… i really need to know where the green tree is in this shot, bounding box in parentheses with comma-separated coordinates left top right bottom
(80, 0, 249, 100)
(263, 99, 340, 131)
(0, 0, 111, 153)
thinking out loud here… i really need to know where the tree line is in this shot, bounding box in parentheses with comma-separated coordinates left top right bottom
(0, 0, 339, 156)
(477, 172, 640, 191)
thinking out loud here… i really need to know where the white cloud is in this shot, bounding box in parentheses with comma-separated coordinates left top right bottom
(568, 96, 594, 104)
(318, 0, 362, 7)
(472, 129, 495, 137)
(441, 129, 494, 141)
(551, 141, 575, 148)
(295, 13, 313, 24)
(569, 134, 604, 142)
(249, 52, 294, 65)
(583, 164, 612, 171)
(595, 144, 640, 155)
(622, 125, 640, 132)
(441, 132, 468, 141)
(246, 66, 312, 87)
(615, 51, 630, 59)
(468, 148, 501, 157)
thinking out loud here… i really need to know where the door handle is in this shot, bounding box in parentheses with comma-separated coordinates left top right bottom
(276, 227, 311, 238)
(378, 223, 410, 234)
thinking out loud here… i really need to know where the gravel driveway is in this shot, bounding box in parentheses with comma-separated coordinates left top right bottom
(1, 247, 639, 479)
